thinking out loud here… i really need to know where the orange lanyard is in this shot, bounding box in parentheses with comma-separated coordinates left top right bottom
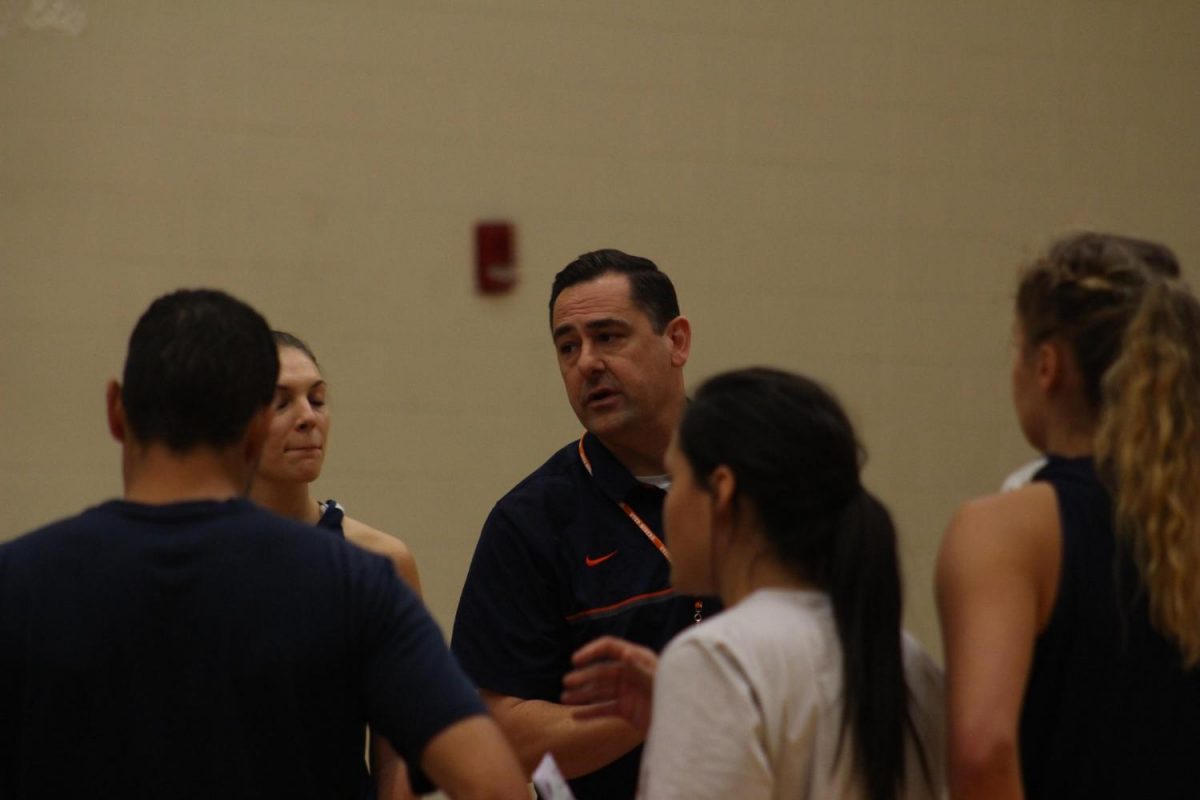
(578, 435, 704, 623)
(578, 436, 672, 563)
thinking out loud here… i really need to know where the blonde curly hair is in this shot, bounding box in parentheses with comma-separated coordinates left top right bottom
(1096, 280, 1200, 667)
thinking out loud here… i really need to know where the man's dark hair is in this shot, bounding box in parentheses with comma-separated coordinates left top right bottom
(121, 289, 279, 452)
(549, 249, 680, 333)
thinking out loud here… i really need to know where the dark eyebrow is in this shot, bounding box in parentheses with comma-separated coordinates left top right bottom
(552, 317, 631, 340)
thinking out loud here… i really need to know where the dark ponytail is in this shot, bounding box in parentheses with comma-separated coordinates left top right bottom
(679, 367, 926, 800)
(826, 489, 926, 800)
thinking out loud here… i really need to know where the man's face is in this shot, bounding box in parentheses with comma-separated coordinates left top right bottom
(551, 272, 684, 445)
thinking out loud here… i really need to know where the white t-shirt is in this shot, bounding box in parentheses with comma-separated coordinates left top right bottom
(637, 588, 946, 800)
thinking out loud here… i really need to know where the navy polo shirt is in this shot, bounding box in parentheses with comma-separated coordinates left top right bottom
(452, 434, 717, 800)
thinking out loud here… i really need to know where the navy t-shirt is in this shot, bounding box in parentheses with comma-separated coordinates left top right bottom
(452, 434, 718, 800)
(0, 498, 485, 799)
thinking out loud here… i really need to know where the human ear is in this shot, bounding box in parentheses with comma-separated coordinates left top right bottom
(708, 465, 736, 516)
(243, 406, 273, 466)
(106, 380, 126, 443)
(664, 315, 691, 367)
(1036, 340, 1063, 392)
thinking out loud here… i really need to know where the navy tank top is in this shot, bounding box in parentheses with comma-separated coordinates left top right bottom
(316, 499, 345, 538)
(1020, 456, 1200, 798)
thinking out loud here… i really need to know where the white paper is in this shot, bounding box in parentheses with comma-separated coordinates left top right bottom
(531, 752, 577, 800)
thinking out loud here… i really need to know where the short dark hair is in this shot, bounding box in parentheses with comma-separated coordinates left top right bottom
(121, 289, 279, 452)
(549, 249, 680, 333)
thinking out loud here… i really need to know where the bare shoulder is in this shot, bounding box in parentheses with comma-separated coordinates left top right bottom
(938, 483, 1062, 623)
(945, 483, 1058, 545)
(343, 516, 423, 597)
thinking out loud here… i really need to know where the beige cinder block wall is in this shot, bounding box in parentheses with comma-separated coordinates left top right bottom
(3, 2, 1199, 663)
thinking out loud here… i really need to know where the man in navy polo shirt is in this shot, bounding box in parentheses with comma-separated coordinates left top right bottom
(452, 250, 717, 799)
(0, 289, 528, 800)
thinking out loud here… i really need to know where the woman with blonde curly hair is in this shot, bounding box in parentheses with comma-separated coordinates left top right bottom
(937, 232, 1200, 799)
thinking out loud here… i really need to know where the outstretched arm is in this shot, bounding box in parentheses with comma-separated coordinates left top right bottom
(481, 636, 657, 779)
(560, 635, 659, 735)
(936, 486, 1060, 800)
(481, 690, 644, 779)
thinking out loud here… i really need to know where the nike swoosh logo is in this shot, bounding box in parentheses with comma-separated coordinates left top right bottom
(585, 550, 618, 567)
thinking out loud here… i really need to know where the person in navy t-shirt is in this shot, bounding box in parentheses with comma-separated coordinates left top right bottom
(0, 288, 527, 800)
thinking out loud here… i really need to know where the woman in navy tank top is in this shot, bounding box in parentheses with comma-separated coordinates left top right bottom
(937, 233, 1200, 799)
(250, 330, 422, 800)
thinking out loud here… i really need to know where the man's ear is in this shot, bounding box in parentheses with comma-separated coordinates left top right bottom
(243, 406, 273, 466)
(106, 380, 126, 443)
(664, 315, 691, 368)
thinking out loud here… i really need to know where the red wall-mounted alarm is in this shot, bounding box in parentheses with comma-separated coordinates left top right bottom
(475, 221, 516, 295)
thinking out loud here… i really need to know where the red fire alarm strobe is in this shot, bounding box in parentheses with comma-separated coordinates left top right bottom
(475, 221, 517, 295)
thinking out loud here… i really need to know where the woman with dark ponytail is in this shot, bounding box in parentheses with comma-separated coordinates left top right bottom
(563, 367, 945, 799)
(937, 232, 1200, 798)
